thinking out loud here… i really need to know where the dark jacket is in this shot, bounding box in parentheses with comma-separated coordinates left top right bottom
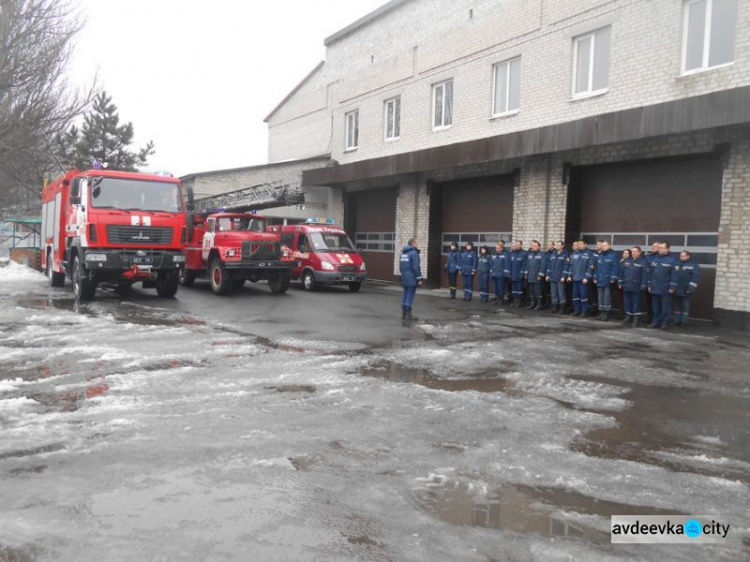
(490, 250, 510, 279)
(547, 250, 570, 280)
(592, 249, 619, 284)
(509, 249, 527, 281)
(524, 250, 544, 283)
(399, 245, 423, 287)
(618, 256, 648, 292)
(541, 249, 554, 280)
(445, 249, 461, 274)
(569, 249, 594, 282)
(478, 253, 492, 276)
(647, 253, 678, 295)
(460, 250, 478, 275)
(673, 259, 701, 297)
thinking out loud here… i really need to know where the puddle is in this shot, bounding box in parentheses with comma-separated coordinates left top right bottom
(0, 443, 66, 461)
(15, 297, 80, 314)
(266, 385, 316, 394)
(414, 477, 681, 542)
(570, 375, 750, 482)
(361, 361, 520, 394)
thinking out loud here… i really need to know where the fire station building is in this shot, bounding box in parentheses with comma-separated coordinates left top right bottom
(261, 0, 750, 329)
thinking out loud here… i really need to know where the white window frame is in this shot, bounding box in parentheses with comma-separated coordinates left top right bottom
(681, 0, 737, 76)
(345, 110, 359, 151)
(432, 79, 453, 131)
(571, 27, 610, 100)
(492, 57, 521, 117)
(384, 96, 401, 141)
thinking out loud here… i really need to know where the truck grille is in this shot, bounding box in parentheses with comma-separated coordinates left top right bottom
(338, 265, 359, 273)
(241, 240, 280, 261)
(106, 226, 173, 245)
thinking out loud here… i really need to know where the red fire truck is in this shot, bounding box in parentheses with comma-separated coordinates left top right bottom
(180, 211, 294, 296)
(268, 218, 366, 292)
(41, 169, 187, 301)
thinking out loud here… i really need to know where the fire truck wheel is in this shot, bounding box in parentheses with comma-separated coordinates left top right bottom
(155, 271, 179, 298)
(179, 269, 196, 287)
(348, 282, 362, 293)
(269, 272, 290, 294)
(72, 256, 96, 302)
(46, 251, 65, 287)
(301, 270, 317, 292)
(209, 258, 232, 295)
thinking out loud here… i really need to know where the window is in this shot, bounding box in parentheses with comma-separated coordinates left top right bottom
(355, 232, 395, 252)
(572, 27, 611, 98)
(345, 110, 359, 150)
(384, 96, 401, 140)
(432, 79, 453, 129)
(682, 0, 738, 74)
(493, 57, 521, 116)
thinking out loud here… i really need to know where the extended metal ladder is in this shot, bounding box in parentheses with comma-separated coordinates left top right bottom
(192, 181, 305, 213)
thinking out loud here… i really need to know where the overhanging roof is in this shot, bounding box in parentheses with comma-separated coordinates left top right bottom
(303, 86, 750, 186)
(264, 61, 325, 123)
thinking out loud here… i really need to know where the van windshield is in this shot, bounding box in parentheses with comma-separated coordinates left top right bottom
(90, 177, 183, 212)
(309, 232, 356, 252)
(216, 217, 266, 232)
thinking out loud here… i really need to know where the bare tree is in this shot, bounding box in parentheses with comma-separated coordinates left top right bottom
(0, 0, 94, 215)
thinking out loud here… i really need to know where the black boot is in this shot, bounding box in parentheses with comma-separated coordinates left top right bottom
(450, 289, 456, 299)
(405, 308, 417, 321)
(601, 310, 610, 322)
(621, 314, 632, 326)
(526, 299, 535, 309)
(534, 300, 542, 311)
(632, 315, 641, 328)
(401, 306, 406, 319)
(550, 305, 559, 314)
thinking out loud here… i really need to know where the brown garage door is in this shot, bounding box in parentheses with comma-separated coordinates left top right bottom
(568, 154, 722, 319)
(436, 175, 514, 290)
(348, 188, 398, 281)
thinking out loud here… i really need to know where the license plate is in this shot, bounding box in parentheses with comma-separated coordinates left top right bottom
(133, 257, 153, 265)
(342, 276, 354, 281)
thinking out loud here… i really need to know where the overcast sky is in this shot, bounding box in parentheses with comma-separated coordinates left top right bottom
(69, 0, 387, 177)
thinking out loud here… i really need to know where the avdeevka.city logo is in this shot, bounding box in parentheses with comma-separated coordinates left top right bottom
(611, 515, 731, 544)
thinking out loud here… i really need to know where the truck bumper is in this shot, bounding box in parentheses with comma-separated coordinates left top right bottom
(314, 271, 367, 284)
(84, 249, 185, 273)
(221, 260, 298, 271)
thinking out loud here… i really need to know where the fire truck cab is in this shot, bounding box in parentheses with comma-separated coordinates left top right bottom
(182, 211, 294, 295)
(40, 169, 187, 301)
(268, 218, 366, 292)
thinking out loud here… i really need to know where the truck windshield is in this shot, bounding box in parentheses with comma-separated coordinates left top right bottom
(309, 232, 356, 252)
(216, 217, 266, 232)
(90, 177, 183, 212)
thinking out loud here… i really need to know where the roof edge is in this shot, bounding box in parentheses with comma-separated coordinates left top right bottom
(324, 0, 412, 47)
(180, 154, 331, 182)
(264, 61, 325, 123)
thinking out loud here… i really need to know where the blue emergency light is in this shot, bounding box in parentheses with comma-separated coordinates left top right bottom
(305, 217, 336, 225)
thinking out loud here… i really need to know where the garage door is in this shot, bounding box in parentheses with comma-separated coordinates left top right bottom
(435, 176, 515, 290)
(567, 154, 722, 319)
(348, 188, 398, 282)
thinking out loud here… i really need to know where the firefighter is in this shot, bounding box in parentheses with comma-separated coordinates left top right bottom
(591, 240, 619, 321)
(541, 240, 555, 309)
(478, 246, 492, 302)
(459, 242, 478, 301)
(567, 239, 593, 317)
(673, 250, 701, 327)
(524, 240, 545, 309)
(618, 245, 648, 326)
(546, 240, 570, 313)
(587, 240, 603, 316)
(399, 238, 423, 320)
(644, 241, 660, 319)
(647, 242, 678, 329)
(509, 240, 527, 307)
(490, 240, 510, 305)
(445, 242, 461, 299)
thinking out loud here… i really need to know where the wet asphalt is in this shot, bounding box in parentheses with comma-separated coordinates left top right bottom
(0, 272, 749, 561)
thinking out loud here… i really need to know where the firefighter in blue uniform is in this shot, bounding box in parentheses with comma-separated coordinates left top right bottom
(490, 241, 510, 305)
(459, 242, 478, 301)
(546, 240, 570, 313)
(567, 239, 593, 317)
(478, 246, 492, 302)
(399, 238, 423, 320)
(617, 245, 648, 326)
(445, 242, 461, 299)
(647, 242, 678, 329)
(509, 240, 528, 307)
(524, 240, 545, 310)
(591, 240, 620, 321)
(541, 240, 555, 309)
(672, 250, 701, 327)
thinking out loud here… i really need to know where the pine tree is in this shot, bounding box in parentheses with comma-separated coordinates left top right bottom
(57, 91, 155, 172)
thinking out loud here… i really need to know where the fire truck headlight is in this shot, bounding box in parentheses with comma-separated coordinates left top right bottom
(321, 261, 335, 271)
(86, 253, 107, 262)
(225, 249, 236, 258)
(360, 262, 366, 271)
(172, 254, 186, 263)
